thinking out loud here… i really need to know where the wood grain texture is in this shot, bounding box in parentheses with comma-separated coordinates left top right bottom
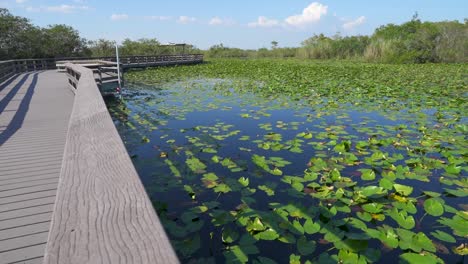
(0, 71, 73, 264)
(44, 64, 179, 264)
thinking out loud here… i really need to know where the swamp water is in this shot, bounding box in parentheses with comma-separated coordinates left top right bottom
(107, 77, 466, 264)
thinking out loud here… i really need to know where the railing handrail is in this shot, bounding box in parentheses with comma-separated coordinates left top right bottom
(44, 63, 179, 263)
(0, 54, 203, 85)
(0, 54, 203, 62)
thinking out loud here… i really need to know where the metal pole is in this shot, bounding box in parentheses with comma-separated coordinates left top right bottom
(115, 43, 122, 99)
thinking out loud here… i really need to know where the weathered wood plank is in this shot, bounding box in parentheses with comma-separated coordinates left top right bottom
(0, 174, 58, 186)
(0, 244, 46, 264)
(0, 212, 51, 230)
(0, 222, 51, 240)
(0, 204, 54, 221)
(0, 189, 56, 205)
(44, 64, 179, 264)
(0, 179, 58, 190)
(0, 231, 49, 253)
(0, 196, 56, 213)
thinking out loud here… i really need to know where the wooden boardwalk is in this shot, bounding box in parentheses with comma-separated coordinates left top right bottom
(0, 71, 74, 263)
(0, 55, 203, 264)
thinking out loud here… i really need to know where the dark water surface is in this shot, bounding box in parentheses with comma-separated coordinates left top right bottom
(108, 79, 466, 264)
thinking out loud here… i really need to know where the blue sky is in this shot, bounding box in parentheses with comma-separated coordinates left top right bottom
(1, 0, 466, 49)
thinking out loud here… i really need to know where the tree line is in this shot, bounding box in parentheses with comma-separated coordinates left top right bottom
(0, 8, 198, 60)
(1, 8, 466, 63)
(207, 16, 467, 63)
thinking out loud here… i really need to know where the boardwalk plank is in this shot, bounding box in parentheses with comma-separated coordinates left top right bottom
(0, 180, 58, 192)
(0, 196, 56, 213)
(0, 231, 49, 253)
(0, 204, 54, 221)
(0, 212, 51, 230)
(0, 190, 56, 205)
(0, 70, 72, 264)
(0, 222, 51, 240)
(0, 244, 46, 264)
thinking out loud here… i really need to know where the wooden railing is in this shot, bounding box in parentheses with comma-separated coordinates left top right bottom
(0, 54, 203, 84)
(0, 58, 56, 83)
(57, 54, 204, 64)
(44, 63, 179, 264)
(64, 60, 123, 92)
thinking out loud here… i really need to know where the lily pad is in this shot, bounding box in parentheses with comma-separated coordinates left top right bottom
(423, 198, 444, 216)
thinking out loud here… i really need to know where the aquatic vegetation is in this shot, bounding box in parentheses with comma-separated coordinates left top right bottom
(108, 59, 467, 263)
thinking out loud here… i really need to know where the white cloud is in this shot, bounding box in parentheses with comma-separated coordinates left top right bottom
(25, 6, 39, 12)
(24, 4, 90, 13)
(144, 15, 172, 21)
(285, 2, 328, 27)
(343, 16, 366, 30)
(209, 17, 235, 26)
(177, 16, 197, 24)
(248, 16, 279, 28)
(209, 17, 223, 25)
(110, 14, 129, 21)
(15, 0, 27, 3)
(46, 4, 89, 13)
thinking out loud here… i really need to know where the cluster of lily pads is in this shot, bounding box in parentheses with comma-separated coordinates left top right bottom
(108, 59, 467, 264)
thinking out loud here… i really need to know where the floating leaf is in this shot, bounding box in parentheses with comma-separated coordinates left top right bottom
(238, 177, 249, 187)
(304, 219, 320, 235)
(412, 232, 436, 253)
(360, 169, 376, 181)
(445, 164, 461, 175)
(394, 183, 414, 196)
(222, 228, 239, 244)
(247, 217, 266, 232)
(362, 203, 383, 214)
(430, 230, 456, 243)
(423, 198, 444, 216)
(254, 228, 279, 241)
(444, 188, 468, 197)
(399, 253, 439, 264)
(297, 236, 316, 255)
(214, 183, 232, 193)
(186, 157, 207, 173)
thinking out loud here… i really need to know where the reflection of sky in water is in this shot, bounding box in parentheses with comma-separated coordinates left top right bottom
(110, 79, 466, 264)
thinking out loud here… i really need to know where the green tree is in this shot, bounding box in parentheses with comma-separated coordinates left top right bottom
(0, 8, 40, 59)
(88, 39, 115, 57)
(41, 24, 89, 57)
(271, 41, 278, 50)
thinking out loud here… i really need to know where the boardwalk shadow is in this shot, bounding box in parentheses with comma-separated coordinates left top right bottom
(0, 72, 39, 146)
(0, 73, 25, 93)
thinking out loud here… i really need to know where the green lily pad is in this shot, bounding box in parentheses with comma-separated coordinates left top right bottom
(238, 177, 249, 187)
(247, 217, 266, 232)
(297, 236, 316, 255)
(304, 219, 321, 234)
(394, 183, 414, 196)
(222, 228, 239, 244)
(423, 198, 444, 216)
(359, 169, 376, 181)
(399, 252, 439, 264)
(430, 230, 456, 243)
(254, 228, 280, 241)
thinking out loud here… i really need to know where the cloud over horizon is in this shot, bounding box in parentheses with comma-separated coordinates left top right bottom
(248, 16, 279, 28)
(285, 2, 328, 27)
(24, 4, 90, 13)
(110, 14, 129, 21)
(209, 16, 235, 26)
(248, 2, 328, 29)
(177, 16, 197, 24)
(343, 16, 366, 30)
